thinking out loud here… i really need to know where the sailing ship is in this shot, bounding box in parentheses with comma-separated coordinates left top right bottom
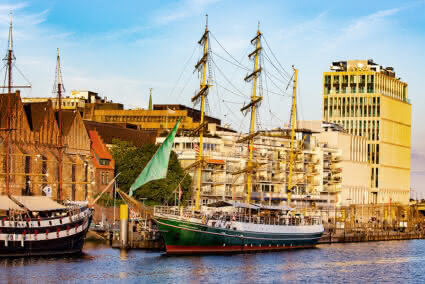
(0, 15, 92, 257)
(125, 18, 324, 254)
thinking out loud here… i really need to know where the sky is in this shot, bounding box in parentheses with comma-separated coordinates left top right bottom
(1, 0, 425, 193)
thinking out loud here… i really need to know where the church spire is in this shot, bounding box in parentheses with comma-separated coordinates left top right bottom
(148, 88, 153, 110)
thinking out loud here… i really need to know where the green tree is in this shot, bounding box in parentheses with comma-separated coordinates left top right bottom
(110, 139, 191, 205)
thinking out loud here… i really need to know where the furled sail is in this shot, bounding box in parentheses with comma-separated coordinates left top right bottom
(129, 119, 181, 196)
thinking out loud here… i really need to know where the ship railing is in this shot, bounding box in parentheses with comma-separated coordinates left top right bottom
(154, 206, 197, 219)
(209, 214, 322, 226)
(154, 206, 323, 226)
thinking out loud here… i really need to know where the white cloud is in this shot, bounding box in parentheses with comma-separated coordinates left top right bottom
(153, 0, 222, 25)
(340, 7, 401, 39)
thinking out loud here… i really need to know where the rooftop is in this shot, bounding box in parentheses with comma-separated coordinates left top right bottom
(328, 59, 398, 79)
(84, 120, 157, 147)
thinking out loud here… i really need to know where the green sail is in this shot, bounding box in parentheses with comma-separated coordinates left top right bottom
(129, 119, 181, 197)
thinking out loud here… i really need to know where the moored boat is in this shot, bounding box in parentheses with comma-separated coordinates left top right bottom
(154, 202, 323, 254)
(0, 196, 92, 257)
(0, 16, 93, 257)
(129, 17, 325, 255)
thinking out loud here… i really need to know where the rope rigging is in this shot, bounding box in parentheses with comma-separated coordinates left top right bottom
(168, 24, 299, 136)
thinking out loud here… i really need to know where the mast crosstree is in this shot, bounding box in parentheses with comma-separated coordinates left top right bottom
(1, 13, 30, 195)
(287, 66, 298, 206)
(53, 48, 66, 201)
(193, 15, 211, 211)
(241, 25, 263, 204)
(3, 13, 14, 196)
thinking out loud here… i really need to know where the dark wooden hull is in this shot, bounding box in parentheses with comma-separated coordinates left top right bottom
(0, 207, 92, 257)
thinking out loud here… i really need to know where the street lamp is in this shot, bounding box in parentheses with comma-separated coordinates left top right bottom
(139, 197, 148, 230)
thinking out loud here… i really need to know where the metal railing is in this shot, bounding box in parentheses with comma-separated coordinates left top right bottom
(154, 206, 322, 226)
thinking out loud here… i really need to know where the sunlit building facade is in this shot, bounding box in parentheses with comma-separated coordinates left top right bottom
(322, 59, 411, 204)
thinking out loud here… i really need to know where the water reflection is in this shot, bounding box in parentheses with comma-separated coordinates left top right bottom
(0, 240, 424, 283)
(120, 249, 128, 261)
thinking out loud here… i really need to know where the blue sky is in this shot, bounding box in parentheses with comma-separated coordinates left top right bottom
(2, 0, 425, 193)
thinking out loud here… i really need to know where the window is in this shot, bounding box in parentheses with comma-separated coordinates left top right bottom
(376, 145, 380, 164)
(99, 159, 110, 166)
(375, 168, 379, 188)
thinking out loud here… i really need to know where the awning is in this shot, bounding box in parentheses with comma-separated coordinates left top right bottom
(207, 201, 260, 209)
(11, 196, 66, 211)
(0, 196, 23, 211)
(259, 204, 292, 211)
(207, 159, 225, 165)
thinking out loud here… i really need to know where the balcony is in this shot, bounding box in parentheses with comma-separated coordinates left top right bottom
(330, 176, 342, 183)
(331, 155, 341, 162)
(323, 184, 341, 192)
(331, 167, 342, 174)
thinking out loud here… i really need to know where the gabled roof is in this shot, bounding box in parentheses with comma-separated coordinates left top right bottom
(56, 110, 77, 135)
(89, 130, 113, 160)
(23, 101, 50, 131)
(89, 129, 114, 170)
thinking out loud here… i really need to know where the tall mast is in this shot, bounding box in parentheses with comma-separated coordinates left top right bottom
(54, 48, 65, 201)
(241, 24, 262, 204)
(4, 13, 14, 196)
(287, 67, 298, 206)
(192, 15, 210, 211)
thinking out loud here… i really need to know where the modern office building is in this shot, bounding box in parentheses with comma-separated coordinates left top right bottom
(322, 59, 411, 204)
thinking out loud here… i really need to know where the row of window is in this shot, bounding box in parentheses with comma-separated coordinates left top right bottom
(324, 74, 374, 85)
(99, 159, 110, 166)
(324, 74, 407, 101)
(104, 115, 183, 123)
(368, 144, 380, 165)
(324, 86, 374, 95)
(101, 172, 110, 185)
(173, 142, 218, 152)
(324, 96, 381, 118)
(371, 167, 379, 188)
(330, 119, 380, 141)
(53, 101, 80, 107)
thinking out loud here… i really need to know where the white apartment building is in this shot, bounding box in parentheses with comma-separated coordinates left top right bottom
(157, 120, 374, 208)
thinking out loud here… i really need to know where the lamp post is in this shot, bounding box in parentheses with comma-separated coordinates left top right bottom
(346, 198, 352, 229)
(139, 197, 148, 230)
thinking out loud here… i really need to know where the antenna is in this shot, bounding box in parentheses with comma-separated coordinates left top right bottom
(205, 14, 208, 28)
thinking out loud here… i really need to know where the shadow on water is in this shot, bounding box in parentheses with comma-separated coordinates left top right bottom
(0, 240, 424, 283)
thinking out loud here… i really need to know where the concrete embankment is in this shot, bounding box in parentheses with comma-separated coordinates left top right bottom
(319, 229, 425, 244)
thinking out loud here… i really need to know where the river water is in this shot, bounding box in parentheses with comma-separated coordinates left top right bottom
(0, 240, 424, 283)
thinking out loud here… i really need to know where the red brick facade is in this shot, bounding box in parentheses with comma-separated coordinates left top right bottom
(0, 91, 93, 201)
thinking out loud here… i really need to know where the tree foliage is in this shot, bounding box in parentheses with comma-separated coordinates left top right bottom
(110, 139, 192, 205)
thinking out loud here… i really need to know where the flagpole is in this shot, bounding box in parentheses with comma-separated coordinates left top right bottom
(113, 180, 117, 225)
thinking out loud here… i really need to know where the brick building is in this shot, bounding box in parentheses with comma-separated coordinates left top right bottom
(88, 129, 115, 200)
(0, 91, 94, 201)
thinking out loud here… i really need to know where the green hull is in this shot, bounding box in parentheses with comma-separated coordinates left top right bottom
(154, 216, 323, 254)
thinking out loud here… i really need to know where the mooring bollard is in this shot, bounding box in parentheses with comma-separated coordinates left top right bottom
(120, 204, 129, 248)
